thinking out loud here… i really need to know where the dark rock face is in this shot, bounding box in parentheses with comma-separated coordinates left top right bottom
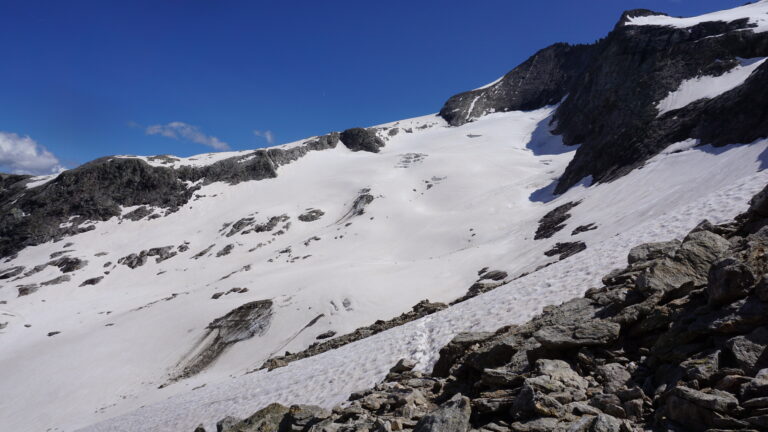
(123, 206, 153, 221)
(209, 183, 768, 432)
(553, 18, 768, 194)
(534, 201, 580, 240)
(340, 128, 385, 153)
(79, 276, 104, 287)
(0, 157, 191, 258)
(175, 300, 273, 381)
(544, 241, 587, 260)
(0, 133, 340, 259)
(439, 43, 595, 126)
(439, 8, 768, 194)
(572, 223, 597, 235)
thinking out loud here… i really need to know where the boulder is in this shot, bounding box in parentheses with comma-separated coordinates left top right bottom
(390, 358, 417, 373)
(627, 240, 679, 264)
(218, 403, 288, 432)
(590, 414, 624, 432)
(708, 257, 757, 305)
(596, 363, 631, 393)
(340, 128, 385, 153)
(534, 320, 621, 349)
(665, 387, 741, 431)
(284, 404, 330, 430)
(536, 359, 588, 390)
(413, 393, 471, 432)
(676, 231, 731, 278)
(726, 327, 768, 375)
(216, 416, 241, 432)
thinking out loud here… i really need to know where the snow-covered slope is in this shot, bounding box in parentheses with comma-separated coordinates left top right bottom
(626, 0, 768, 33)
(1, 104, 767, 431)
(3, 3, 768, 431)
(85, 148, 768, 432)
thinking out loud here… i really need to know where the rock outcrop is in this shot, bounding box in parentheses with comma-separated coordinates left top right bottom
(340, 128, 385, 153)
(439, 43, 594, 127)
(174, 300, 273, 381)
(207, 183, 768, 431)
(534, 201, 581, 240)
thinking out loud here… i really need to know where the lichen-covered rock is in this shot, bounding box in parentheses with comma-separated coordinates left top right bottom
(413, 393, 470, 432)
(708, 257, 757, 305)
(627, 240, 679, 264)
(533, 320, 620, 349)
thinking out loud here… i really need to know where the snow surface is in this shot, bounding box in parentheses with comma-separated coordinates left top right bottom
(84, 142, 768, 432)
(656, 57, 767, 115)
(114, 149, 258, 169)
(0, 106, 766, 432)
(24, 172, 62, 189)
(626, 0, 768, 33)
(473, 75, 504, 91)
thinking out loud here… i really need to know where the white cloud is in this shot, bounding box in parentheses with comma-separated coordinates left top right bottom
(0, 132, 65, 175)
(253, 129, 276, 145)
(146, 122, 230, 151)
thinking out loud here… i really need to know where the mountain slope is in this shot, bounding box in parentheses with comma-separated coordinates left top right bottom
(440, 1, 768, 193)
(81, 150, 768, 432)
(1, 3, 768, 432)
(200, 181, 768, 432)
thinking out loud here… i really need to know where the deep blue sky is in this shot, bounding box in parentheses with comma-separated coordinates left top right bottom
(0, 0, 747, 173)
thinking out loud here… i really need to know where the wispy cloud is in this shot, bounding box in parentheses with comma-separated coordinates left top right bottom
(146, 122, 230, 151)
(0, 132, 65, 175)
(253, 129, 276, 145)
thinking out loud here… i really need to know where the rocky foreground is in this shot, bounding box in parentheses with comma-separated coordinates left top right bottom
(198, 183, 768, 431)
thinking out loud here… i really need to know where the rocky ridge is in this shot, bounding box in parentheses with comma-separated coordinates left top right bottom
(0, 128, 383, 259)
(203, 183, 768, 431)
(440, 6, 768, 194)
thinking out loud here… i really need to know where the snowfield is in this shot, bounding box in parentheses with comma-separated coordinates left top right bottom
(0, 106, 767, 432)
(626, 0, 768, 34)
(656, 57, 768, 116)
(83, 142, 768, 432)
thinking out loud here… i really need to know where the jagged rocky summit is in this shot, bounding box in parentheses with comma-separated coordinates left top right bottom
(439, 6, 768, 194)
(204, 184, 768, 431)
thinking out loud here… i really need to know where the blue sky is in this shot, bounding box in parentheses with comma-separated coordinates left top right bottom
(0, 0, 747, 174)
